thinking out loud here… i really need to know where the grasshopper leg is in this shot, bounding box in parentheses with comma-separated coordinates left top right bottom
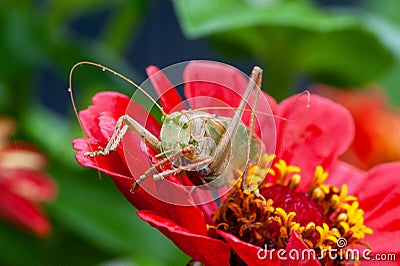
(130, 145, 195, 191)
(152, 157, 213, 181)
(84, 114, 161, 157)
(131, 147, 213, 192)
(242, 68, 262, 191)
(209, 66, 262, 175)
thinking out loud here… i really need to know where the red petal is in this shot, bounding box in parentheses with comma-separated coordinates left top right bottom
(217, 230, 280, 266)
(79, 92, 130, 140)
(364, 186, 400, 233)
(98, 112, 119, 140)
(164, 204, 208, 236)
(137, 210, 230, 266)
(183, 60, 277, 150)
(91, 92, 130, 115)
(364, 230, 400, 256)
(153, 181, 207, 233)
(73, 138, 133, 179)
(357, 162, 400, 215)
(328, 163, 400, 255)
(326, 161, 366, 195)
(110, 174, 170, 214)
(282, 231, 321, 266)
(195, 200, 219, 225)
(184, 61, 249, 112)
(276, 94, 354, 190)
(183, 61, 277, 111)
(0, 188, 51, 237)
(146, 65, 185, 114)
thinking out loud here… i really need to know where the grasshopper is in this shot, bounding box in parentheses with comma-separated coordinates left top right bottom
(70, 62, 267, 192)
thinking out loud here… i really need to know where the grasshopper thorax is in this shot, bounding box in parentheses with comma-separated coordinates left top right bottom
(160, 110, 220, 160)
(159, 110, 250, 188)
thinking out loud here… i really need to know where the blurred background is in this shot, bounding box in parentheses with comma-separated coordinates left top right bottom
(0, 0, 399, 265)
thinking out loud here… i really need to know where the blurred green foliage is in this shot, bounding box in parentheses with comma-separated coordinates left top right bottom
(1, 0, 400, 265)
(173, 0, 400, 102)
(364, 0, 400, 105)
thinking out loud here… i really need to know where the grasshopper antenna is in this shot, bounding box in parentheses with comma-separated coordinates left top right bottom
(280, 90, 311, 122)
(69, 61, 166, 120)
(189, 106, 295, 123)
(278, 90, 311, 151)
(69, 62, 166, 180)
(189, 92, 310, 124)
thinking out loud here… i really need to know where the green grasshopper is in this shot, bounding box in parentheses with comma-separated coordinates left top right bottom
(70, 62, 266, 192)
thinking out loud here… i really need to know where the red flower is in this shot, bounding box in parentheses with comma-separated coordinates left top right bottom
(73, 61, 400, 265)
(0, 116, 57, 237)
(315, 85, 400, 170)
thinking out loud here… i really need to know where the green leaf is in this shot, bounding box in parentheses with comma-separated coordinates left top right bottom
(297, 24, 394, 86)
(361, 4, 400, 106)
(0, 219, 112, 265)
(173, 0, 395, 98)
(380, 62, 400, 106)
(20, 105, 79, 168)
(101, 1, 149, 53)
(365, 0, 400, 28)
(173, 0, 356, 38)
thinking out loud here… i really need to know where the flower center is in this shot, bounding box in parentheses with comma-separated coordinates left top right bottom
(212, 154, 373, 264)
(260, 185, 329, 227)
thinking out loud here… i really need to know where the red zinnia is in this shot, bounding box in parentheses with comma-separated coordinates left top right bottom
(73, 61, 400, 265)
(0, 116, 57, 237)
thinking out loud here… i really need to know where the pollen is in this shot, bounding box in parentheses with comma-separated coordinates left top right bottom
(213, 154, 373, 265)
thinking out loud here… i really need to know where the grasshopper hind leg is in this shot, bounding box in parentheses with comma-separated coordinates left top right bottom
(241, 67, 262, 192)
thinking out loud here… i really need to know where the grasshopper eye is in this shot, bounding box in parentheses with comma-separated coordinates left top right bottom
(198, 166, 211, 176)
(182, 121, 189, 128)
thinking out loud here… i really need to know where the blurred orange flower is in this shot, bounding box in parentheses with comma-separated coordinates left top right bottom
(314, 85, 400, 170)
(0, 116, 57, 237)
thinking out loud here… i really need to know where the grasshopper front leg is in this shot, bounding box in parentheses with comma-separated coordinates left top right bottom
(85, 115, 213, 192)
(130, 144, 196, 190)
(131, 155, 213, 191)
(85, 114, 161, 157)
